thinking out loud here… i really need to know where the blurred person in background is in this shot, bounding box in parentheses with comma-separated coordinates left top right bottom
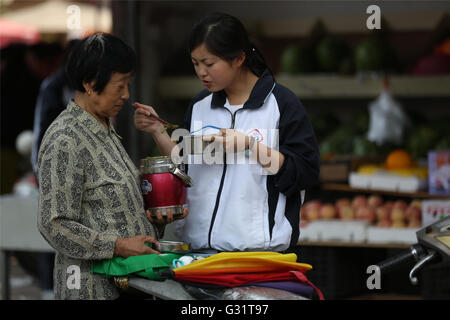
(31, 40, 79, 176)
(0, 42, 64, 300)
(1, 42, 63, 194)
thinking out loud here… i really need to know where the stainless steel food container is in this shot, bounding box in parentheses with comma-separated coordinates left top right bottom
(183, 135, 219, 155)
(156, 240, 191, 254)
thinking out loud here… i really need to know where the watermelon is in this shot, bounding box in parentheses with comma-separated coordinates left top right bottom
(280, 45, 315, 74)
(316, 36, 351, 73)
(355, 35, 398, 73)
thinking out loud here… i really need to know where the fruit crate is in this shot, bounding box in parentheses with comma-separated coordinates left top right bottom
(293, 246, 368, 299)
(320, 156, 382, 183)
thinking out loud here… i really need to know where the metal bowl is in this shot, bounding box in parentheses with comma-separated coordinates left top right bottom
(156, 240, 191, 254)
(183, 135, 220, 155)
(148, 205, 187, 218)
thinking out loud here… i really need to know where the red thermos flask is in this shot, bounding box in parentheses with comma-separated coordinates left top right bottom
(140, 156, 192, 217)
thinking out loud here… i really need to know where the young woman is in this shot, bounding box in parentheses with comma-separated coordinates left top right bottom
(134, 13, 320, 252)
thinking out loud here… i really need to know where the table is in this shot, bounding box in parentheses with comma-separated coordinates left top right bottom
(127, 277, 309, 300)
(0, 194, 53, 299)
(128, 278, 196, 299)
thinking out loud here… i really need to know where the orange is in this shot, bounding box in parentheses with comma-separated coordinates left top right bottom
(434, 38, 450, 55)
(386, 149, 412, 170)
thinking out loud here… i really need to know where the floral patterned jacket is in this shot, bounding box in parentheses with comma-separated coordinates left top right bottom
(37, 100, 156, 300)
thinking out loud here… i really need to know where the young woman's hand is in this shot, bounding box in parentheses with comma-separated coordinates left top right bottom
(114, 235, 159, 258)
(133, 102, 164, 135)
(203, 129, 285, 174)
(203, 129, 250, 153)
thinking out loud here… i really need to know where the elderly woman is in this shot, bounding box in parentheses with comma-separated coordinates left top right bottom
(37, 33, 167, 300)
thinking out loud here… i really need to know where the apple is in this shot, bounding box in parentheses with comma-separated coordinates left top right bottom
(335, 198, 351, 218)
(306, 208, 320, 221)
(393, 200, 408, 211)
(377, 219, 392, 228)
(409, 200, 422, 210)
(320, 204, 337, 219)
(391, 208, 406, 222)
(302, 200, 321, 221)
(384, 201, 394, 211)
(336, 198, 351, 209)
(336, 205, 347, 219)
(352, 195, 367, 208)
(303, 200, 321, 212)
(300, 208, 308, 221)
(376, 206, 391, 221)
(355, 206, 376, 223)
(392, 220, 406, 228)
(405, 205, 421, 221)
(340, 206, 355, 220)
(368, 194, 383, 208)
(407, 219, 422, 228)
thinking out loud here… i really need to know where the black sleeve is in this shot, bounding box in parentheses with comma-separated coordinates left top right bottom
(31, 79, 65, 175)
(272, 85, 320, 197)
(183, 102, 194, 133)
(183, 89, 211, 132)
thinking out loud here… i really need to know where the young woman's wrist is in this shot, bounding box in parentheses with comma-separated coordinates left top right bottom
(148, 123, 165, 136)
(247, 136, 256, 151)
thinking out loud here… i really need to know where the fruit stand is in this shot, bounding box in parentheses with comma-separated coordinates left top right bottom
(296, 169, 449, 299)
(150, 6, 450, 298)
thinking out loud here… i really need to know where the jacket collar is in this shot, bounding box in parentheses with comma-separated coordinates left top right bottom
(211, 69, 275, 110)
(67, 100, 122, 140)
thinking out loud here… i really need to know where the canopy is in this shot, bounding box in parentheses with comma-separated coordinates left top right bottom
(0, 18, 40, 48)
(0, 0, 111, 34)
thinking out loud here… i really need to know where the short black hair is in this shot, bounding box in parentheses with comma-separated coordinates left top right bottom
(65, 33, 136, 94)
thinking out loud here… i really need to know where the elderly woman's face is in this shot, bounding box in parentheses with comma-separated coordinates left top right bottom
(90, 72, 132, 118)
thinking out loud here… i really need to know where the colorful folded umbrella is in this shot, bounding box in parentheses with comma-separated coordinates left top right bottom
(173, 251, 312, 276)
(171, 270, 323, 300)
(169, 252, 324, 300)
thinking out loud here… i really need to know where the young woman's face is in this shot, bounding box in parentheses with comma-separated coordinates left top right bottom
(87, 72, 132, 119)
(191, 44, 243, 92)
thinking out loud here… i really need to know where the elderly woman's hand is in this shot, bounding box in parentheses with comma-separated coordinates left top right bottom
(114, 235, 159, 258)
(133, 102, 164, 135)
(146, 208, 189, 225)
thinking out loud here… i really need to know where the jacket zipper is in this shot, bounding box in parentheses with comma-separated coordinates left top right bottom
(207, 84, 276, 249)
(207, 107, 245, 248)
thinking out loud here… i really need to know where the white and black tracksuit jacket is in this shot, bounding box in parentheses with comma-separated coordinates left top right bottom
(174, 69, 320, 252)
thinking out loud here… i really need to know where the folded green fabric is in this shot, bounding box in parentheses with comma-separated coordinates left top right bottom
(91, 253, 182, 281)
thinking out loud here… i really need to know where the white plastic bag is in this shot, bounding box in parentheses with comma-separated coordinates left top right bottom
(367, 89, 409, 146)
